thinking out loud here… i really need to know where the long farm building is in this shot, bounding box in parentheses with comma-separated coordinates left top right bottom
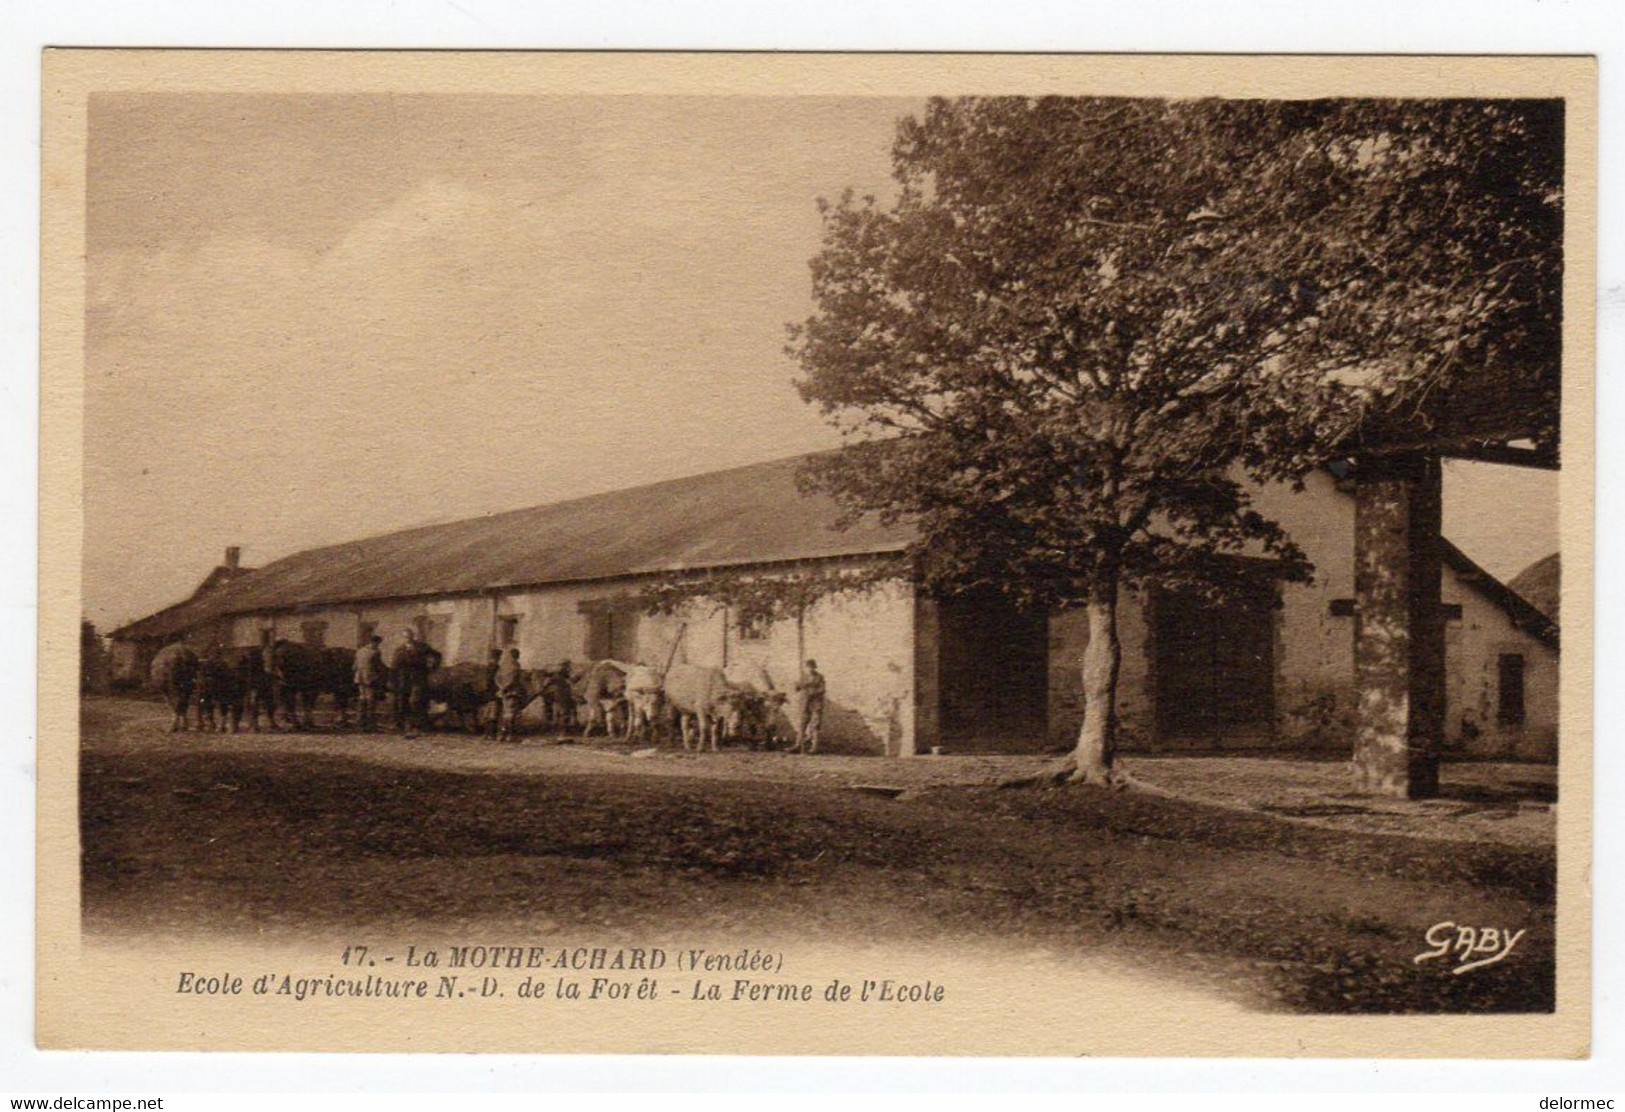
(109, 454, 1559, 760)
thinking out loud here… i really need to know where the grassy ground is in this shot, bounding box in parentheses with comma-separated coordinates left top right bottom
(79, 697, 1556, 1014)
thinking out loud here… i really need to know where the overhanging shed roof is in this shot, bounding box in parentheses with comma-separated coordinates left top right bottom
(111, 454, 911, 641)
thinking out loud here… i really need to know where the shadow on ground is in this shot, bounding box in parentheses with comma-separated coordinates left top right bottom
(82, 736, 1556, 1015)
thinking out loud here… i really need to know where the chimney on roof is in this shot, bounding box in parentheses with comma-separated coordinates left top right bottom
(224, 546, 241, 570)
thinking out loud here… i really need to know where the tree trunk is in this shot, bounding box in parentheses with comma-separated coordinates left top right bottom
(1070, 576, 1121, 785)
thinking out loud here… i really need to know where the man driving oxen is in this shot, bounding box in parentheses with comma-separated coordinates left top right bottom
(542, 660, 577, 730)
(353, 634, 387, 730)
(493, 647, 527, 743)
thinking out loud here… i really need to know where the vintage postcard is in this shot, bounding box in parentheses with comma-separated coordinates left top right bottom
(38, 51, 1595, 1056)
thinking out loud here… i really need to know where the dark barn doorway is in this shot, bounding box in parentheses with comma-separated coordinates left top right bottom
(936, 591, 1050, 752)
(1152, 578, 1277, 748)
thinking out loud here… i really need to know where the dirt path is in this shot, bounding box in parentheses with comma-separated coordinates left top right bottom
(1122, 755, 1556, 848)
(86, 698, 1557, 848)
(79, 697, 1557, 1014)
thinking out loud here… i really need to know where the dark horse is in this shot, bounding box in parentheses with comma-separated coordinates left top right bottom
(267, 640, 356, 730)
(195, 645, 287, 732)
(425, 662, 496, 733)
(236, 645, 279, 730)
(194, 647, 246, 733)
(149, 642, 201, 732)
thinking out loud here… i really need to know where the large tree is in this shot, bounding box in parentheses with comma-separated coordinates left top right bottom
(1237, 98, 1562, 469)
(787, 96, 1561, 783)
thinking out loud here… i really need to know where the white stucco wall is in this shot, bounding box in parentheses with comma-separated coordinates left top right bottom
(1046, 471, 1558, 758)
(215, 564, 917, 755)
(1251, 470, 1362, 750)
(1443, 569, 1559, 760)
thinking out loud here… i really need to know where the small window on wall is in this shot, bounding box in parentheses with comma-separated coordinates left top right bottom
(583, 607, 638, 662)
(1497, 653, 1527, 726)
(497, 615, 521, 648)
(415, 615, 449, 652)
(733, 609, 770, 643)
(301, 620, 327, 648)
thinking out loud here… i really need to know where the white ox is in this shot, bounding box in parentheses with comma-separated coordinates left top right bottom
(622, 662, 665, 742)
(575, 659, 630, 739)
(661, 662, 745, 752)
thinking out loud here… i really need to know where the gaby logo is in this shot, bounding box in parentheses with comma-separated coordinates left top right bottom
(1414, 922, 1528, 975)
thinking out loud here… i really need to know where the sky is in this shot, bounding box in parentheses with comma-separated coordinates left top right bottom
(83, 93, 1560, 632)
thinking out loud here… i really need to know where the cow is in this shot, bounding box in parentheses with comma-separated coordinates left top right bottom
(661, 662, 754, 753)
(512, 669, 557, 733)
(149, 643, 201, 732)
(267, 639, 322, 729)
(195, 648, 247, 733)
(320, 646, 358, 727)
(621, 662, 665, 742)
(576, 660, 630, 739)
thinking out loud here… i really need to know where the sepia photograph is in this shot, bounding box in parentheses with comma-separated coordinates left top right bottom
(37, 51, 1594, 1057)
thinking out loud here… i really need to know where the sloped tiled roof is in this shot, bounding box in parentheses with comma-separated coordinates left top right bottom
(193, 563, 256, 595)
(111, 454, 910, 641)
(110, 452, 1561, 653)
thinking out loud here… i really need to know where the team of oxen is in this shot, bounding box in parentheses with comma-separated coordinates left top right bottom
(147, 641, 793, 752)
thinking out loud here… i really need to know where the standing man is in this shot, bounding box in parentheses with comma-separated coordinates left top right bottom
(493, 647, 527, 743)
(547, 659, 577, 731)
(483, 646, 504, 739)
(391, 627, 442, 738)
(353, 634, 387, 731)
(794, 659, 827, 754)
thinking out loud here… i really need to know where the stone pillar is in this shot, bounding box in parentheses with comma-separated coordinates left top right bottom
(1352, 453, 1444, 799)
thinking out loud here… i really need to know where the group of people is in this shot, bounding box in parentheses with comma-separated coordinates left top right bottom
(350, 627, 445, 738)
(349, 628, 583, 741)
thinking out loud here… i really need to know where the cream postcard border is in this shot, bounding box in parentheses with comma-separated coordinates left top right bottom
(37, 50, 1597, 1057)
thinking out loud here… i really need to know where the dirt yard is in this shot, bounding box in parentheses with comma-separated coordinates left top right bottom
(79, 696, 1557, 1014)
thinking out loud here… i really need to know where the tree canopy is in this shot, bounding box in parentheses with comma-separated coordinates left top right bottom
(785, 96, 1562, 778)
(791, 97, 1563, 596)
